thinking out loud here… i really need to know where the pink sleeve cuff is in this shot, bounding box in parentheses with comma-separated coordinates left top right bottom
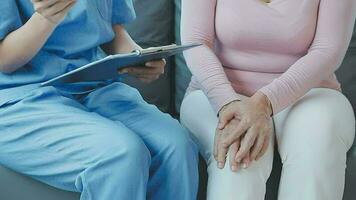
(208, 85, 242, 114)
(259, 84, 285, 115)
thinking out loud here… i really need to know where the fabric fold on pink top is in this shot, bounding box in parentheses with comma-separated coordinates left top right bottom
(181, 0, 356, 114)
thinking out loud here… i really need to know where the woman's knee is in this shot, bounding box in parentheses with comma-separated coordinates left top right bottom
(180, 90, 216, 130)
(276, 89, 355, 163)
(206, 153, 272, 200)
(180, 90, 218, 158)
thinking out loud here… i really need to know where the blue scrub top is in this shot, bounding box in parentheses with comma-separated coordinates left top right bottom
(0, 0, 136, 106)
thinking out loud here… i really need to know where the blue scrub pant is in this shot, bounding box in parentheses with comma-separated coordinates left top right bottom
(0, 83, 199, 200)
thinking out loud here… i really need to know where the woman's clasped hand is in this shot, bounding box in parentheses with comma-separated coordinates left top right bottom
(214, 92, 273, 172)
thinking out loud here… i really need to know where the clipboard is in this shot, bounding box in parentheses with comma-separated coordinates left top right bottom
(41, 43, 201, 86)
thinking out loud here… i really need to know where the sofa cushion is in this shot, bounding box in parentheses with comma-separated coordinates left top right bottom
(0, 165, 79, 200)
(124, 0, 175, 113)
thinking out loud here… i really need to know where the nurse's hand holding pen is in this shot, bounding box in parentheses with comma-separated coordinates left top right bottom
(0, 0, 77, 73)
(32, 0, 76, 25)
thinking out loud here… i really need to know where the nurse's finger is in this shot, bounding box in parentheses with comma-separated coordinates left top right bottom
(51, 1, 76, 15)
(43, 1, 75, 16)
(122, 66, 164, 76)
(32, 0, 54, 11)
(32, 0, 61, 10)
(145, 59, 166, 68)
(118, 69, 162, 80)
(135, 75, 160, 80)
(49, 1, 76, 22)
(138, 78, 155, 84)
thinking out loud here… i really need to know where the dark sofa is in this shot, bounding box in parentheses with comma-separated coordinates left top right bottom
(0, 0, 355, 199)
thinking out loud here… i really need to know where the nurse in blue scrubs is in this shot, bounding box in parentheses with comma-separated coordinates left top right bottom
(0, 0, 198, 199)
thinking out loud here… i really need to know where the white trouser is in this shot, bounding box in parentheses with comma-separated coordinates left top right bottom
(180, 88, 355, 200)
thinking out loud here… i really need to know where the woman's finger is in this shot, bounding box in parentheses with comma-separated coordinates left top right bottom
(234, 127, 258, 163)
(213, 128, 221, 161)
(220, 119, 248, 149)
(250, 132, 265, 161)
(216, 119, 243, 168)
(218, 108, 235, 130)
(216, 135, 229, 169)
(241, 152, 251, 169)
(256, 135, 270, 160)
(229, 140, 240, 172)
(222, 118, 239, 135)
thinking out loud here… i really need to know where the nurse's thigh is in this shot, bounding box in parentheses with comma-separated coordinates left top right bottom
(82, 82, 199, 199)
(180, 90, 274, 200)
(0, 87, 151, 196)
(82, 82, 198, 160)
(274, 88, 355, 200)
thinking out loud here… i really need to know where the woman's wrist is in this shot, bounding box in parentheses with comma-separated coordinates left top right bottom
(218, 99, 241, 117)
(251, 92, 273, 117)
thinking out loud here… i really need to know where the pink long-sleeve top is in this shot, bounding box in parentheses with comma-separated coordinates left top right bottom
(181, 0, 356, 114)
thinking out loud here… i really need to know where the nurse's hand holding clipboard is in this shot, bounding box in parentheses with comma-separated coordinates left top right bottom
(118, 59, 167, 84)
(104, 25, 167, 84)
(32, 0, 76, 25)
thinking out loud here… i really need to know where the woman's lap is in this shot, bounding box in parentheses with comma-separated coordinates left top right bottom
(180, 90, 274, 200)
(273, 88, 355, 200)
(181, 88, 355, 160)
(274, 88, 355, 158)
(180, 88, 355, 199)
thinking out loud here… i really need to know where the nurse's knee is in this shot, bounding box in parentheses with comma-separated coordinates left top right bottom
(160, 122, 198, 161)
(119, 137, 151, 166)
(75, 132, 151, 193)
(90, 130, 151, 168)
